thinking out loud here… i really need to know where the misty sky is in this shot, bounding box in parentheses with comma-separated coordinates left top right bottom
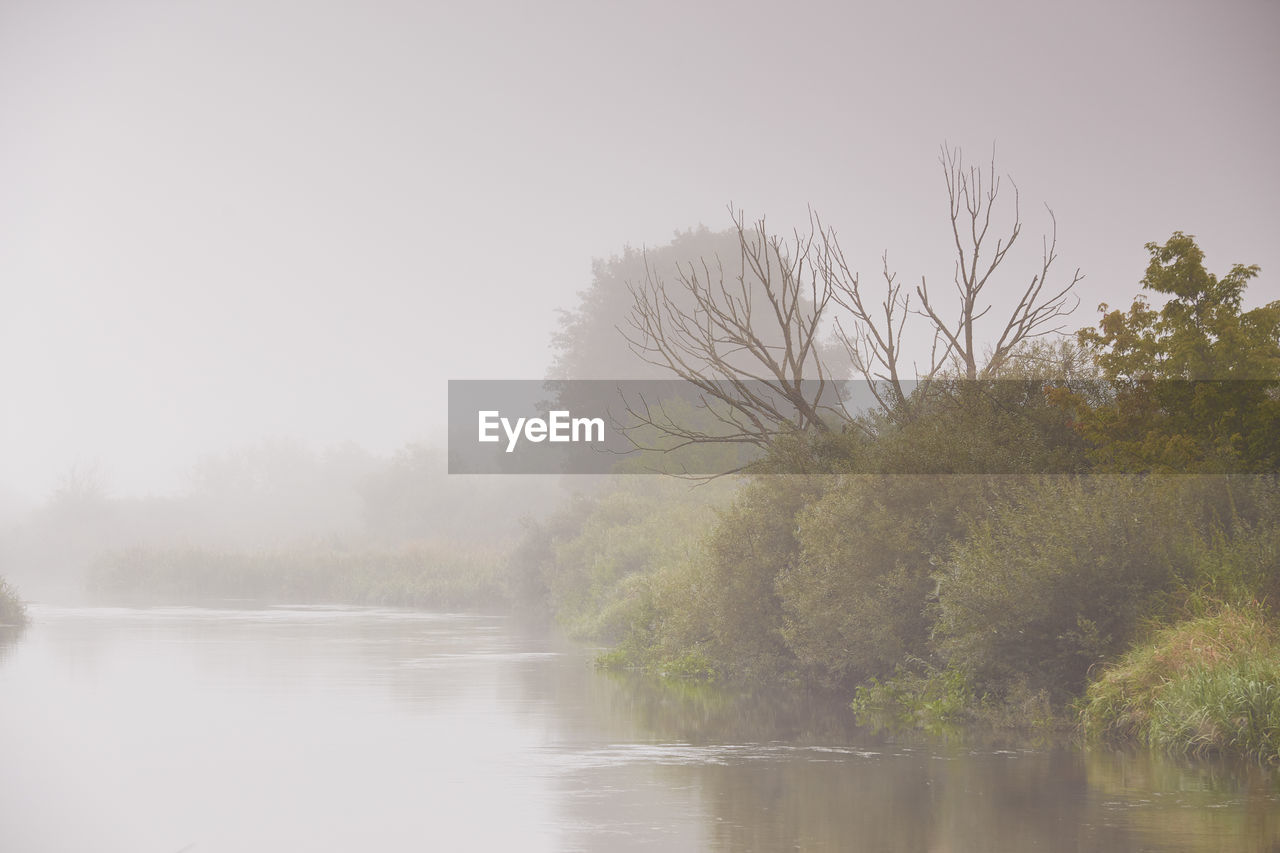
(2, 0, 1277, 503)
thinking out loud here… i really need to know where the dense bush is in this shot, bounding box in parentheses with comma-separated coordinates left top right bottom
(780, 475, 988, 688)
(511, 478, 735, 646)
(691, 476, 827, 681)
(549, 475, 829, 683)
(1178, 476, 1280, 607)
(934, 476, 1201, 699)
(775, 355, 1092, 690)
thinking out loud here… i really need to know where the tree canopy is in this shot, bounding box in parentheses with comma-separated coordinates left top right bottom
(1062, 232, 1280, 472)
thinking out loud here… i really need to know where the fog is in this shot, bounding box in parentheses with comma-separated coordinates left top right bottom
(2, 0, 1277, 503)
(3, 3, 1280, 850)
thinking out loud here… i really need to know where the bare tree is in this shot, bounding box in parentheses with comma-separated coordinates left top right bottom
(621, 146, 1084, 452)
(819, 146, 1083, 416)
(918, 146, 1082, 380)
(817, 236, 944, 420)
(619, 208, 838, 452)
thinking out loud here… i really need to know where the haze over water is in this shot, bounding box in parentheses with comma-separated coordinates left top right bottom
(2, 605, 1275, 852)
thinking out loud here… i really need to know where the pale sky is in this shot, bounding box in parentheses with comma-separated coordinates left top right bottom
(2, 0, 1277, 502)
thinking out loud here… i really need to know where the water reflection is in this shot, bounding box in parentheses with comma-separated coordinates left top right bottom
(531, 666, 1280, 851)
(0, 606, 1275, 852)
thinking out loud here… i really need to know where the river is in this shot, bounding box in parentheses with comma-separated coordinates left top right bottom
(1, 605, 1276, 852)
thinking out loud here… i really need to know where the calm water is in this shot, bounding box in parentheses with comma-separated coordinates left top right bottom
(1, 605, 1277, 852)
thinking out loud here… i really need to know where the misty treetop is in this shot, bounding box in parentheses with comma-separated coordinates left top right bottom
(550, 227, 748, 381)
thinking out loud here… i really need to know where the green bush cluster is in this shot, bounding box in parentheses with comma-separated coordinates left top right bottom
(850, 666, 975, 731)
(513, 477, 738, 676)
(782, 473, 991, 688)
(529, 411, 1277, 761)
(933, 475, 1205, 700)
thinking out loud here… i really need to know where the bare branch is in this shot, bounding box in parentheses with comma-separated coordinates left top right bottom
(617, 146, 1083, 462)
(618, 206, 840, 453)
(915, 144, 1079, 380)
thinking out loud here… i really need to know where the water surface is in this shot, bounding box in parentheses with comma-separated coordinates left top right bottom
(1, 605, 1276, 851)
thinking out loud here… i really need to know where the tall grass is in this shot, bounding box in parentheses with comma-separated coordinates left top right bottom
(0, 575, 28, 629)
(89, 542, 510, 610)
(1080, 602, 1280, 763)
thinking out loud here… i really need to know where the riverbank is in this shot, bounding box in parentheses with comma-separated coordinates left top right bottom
(607, 600, 1280, 765)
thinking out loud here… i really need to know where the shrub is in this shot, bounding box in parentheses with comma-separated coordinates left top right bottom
(934, 475, 1199, 700)
(589, 474, 828, 682)
(695, 475, 827, 681)
(532, 478, 733, 636)
(850, 666, 975, 730)
(781, 474, 996, 689)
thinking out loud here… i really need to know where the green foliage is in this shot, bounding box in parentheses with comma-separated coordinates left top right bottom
(653, 649, 722, 681)
(1083, 233, 1276, 381)
(572, 476, 823, 682)
(777, 345, 1094, 689)
(780, 474, 983, 688)
(867, 343, 1096, 475)
(1068, 232, 1280, 472)
(531, 479, 731, 634)
(1176, 477, 1280, 610)
(1080, 602, 1280, 763)
(593, 646, 631, 670)
(519, 477, 744, 680)
(850, 667, 1070, 735)
(850, 666, 975, 730)
(600, 537, 727, 680)
(506, 492, 598, 612)
(511, 475, 740, 685)
(693, 476, 827, 680)
(934, 476, 1202, 699)
(0, 576, 28, 629)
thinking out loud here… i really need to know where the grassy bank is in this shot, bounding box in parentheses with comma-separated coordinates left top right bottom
(845, 602, 1280, 761)
(89, 542, 511, 610)
(0, 576, 28, 629)
(1080, 603, 1280, 763)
